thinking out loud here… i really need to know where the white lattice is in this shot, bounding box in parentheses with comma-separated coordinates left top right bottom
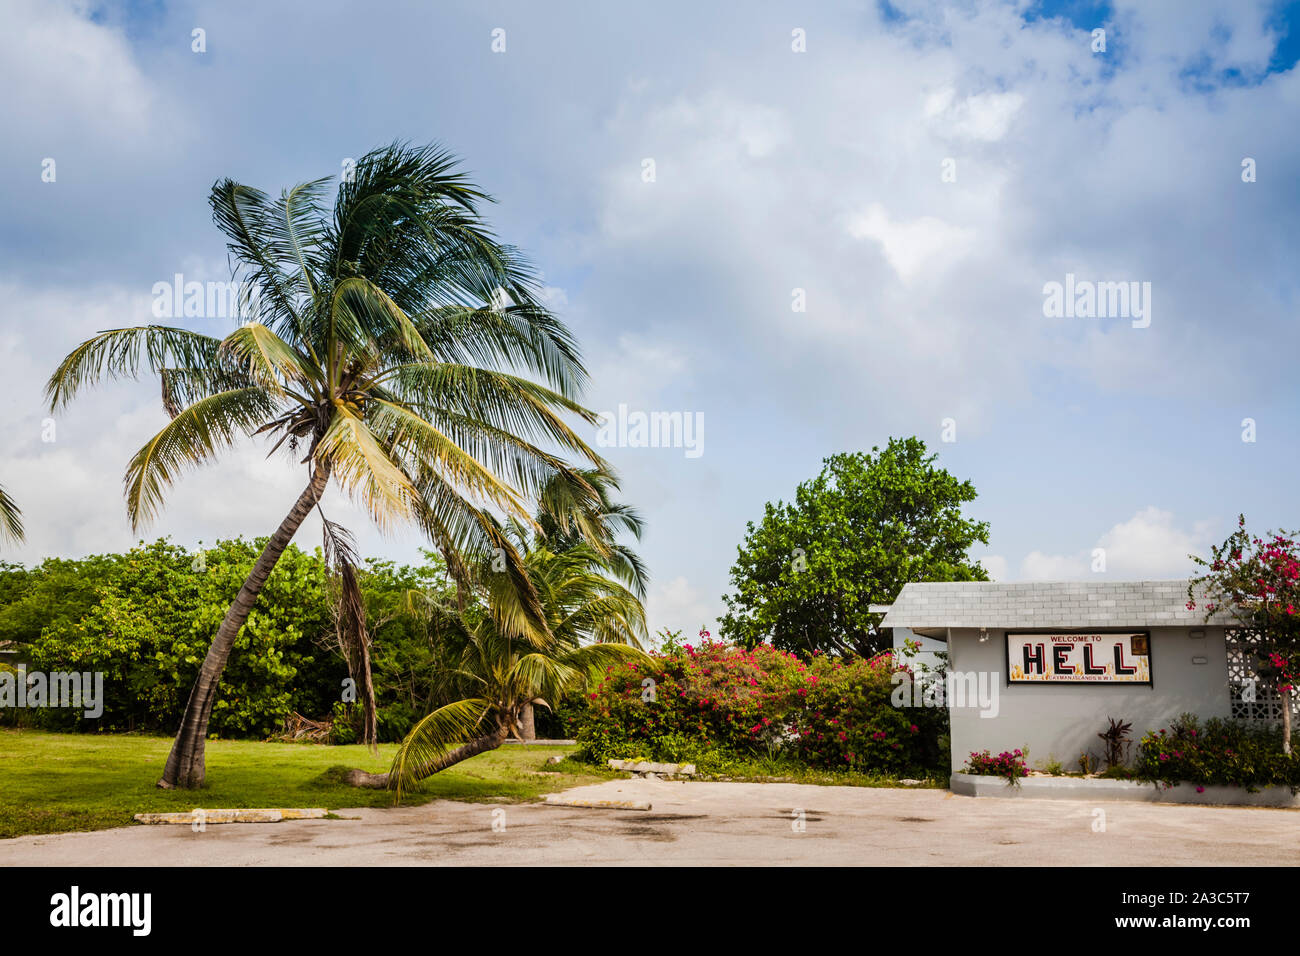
(1226, 628, 1299, 724)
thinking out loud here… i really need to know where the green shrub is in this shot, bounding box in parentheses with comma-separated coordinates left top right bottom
(573, 638, 947, 775)
(1135, 713, 1300, 792)
(1, 539, 463, 742)
(785, 652, 946, 774)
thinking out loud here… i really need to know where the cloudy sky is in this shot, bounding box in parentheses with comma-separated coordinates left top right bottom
(2, 0, 1298, 636)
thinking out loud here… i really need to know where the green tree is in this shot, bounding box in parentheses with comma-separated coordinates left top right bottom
(719, 437, 990, 657)
(46, 143, 606, 788)
(18, 538, 338, 735)
(536, 467, 648, 598)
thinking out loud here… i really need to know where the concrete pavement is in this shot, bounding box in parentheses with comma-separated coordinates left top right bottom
(2, 778, 1297, 865)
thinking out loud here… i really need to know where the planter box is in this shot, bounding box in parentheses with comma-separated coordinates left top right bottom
(950, 772, 1300, 807)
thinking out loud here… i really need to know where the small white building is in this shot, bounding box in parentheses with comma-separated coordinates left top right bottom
(879, 580, 1283, 772)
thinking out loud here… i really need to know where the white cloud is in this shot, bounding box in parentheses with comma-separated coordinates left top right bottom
(926, 88, 1025, 142)
(1095, 506, 1215, 578)
(0, 0, 172, 149)
(981, 554, 1009, 582)
(1020, 550, 1090, 581)
(1016, 507, 1216, 582)
(846, 203, 976, 283)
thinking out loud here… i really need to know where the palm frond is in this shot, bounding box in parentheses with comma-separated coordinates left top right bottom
(219, 322, 318, 396)
(314, 403, 416, 529)
(321, 517, 378, 750)
(388, 697, 493, 798)
(367, 399, 531, 519)
(124, 387, 279, 529)
(0, 484, 24, 543)
(209, 179, 314, 337)
(46, 326, 226, 412)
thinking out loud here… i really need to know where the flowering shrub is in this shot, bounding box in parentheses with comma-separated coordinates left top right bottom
(962, 749, 1028, 785)
(1135, 713, 1300, 792)
(573, 637, 946, 775)
(1187, 517, 1300, 750)
(783, 651, 946, 775)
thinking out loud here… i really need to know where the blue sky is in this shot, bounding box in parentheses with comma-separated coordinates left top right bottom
(2, 0, 1299, 635)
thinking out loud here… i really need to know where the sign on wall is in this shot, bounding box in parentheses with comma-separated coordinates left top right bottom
(1006, 632, 1151, 685)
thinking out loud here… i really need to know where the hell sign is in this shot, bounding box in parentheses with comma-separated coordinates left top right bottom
(1007, 632, 1151, 685)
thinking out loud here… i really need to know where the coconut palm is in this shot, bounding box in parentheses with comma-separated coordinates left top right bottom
(536, 467, 648, 598)
(45, 142, 608, 789)
(513, 466, 647, 737)
(347, 540, 648, 794)
(0, 484, 24, 543)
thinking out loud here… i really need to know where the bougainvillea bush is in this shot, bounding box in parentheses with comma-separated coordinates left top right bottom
(1135, 714, 1300, 792)
(573, 638, 947, 775)
(961, 749, 1029, 785)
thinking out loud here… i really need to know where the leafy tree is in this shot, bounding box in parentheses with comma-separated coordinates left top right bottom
(0, 539, 495, 741)
(1188, 516, 1300, 752)
(719, 437, 990, 657)
(6, 539, 339, 734)
(46, 143, 607, 788)
(0, 554, 122, 651)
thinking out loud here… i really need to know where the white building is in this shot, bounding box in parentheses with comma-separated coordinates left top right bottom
(878, 580, 1279, 772)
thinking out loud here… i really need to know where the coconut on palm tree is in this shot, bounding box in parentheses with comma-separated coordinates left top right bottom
(46, 142, 610, 789)
(347, 536, 648, 793)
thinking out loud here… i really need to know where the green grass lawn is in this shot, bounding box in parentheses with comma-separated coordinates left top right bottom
(0, 729, 612, 840)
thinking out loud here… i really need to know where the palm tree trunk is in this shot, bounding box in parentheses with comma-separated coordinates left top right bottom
(345, 724, 508, 789)
(520, 701, 536, 740)
(157, 461, 331, 789)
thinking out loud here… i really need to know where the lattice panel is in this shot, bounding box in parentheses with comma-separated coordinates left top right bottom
(1226, 628, 1299, 724)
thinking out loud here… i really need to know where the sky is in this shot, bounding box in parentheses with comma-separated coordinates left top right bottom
(2, 0, 1298, 638)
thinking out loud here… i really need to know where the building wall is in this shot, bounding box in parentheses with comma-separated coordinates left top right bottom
(945, 626, 1231, 772)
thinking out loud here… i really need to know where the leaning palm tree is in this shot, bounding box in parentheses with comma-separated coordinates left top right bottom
(0, 484, 24, 543)
(346, 541, 648, 793)
(515, 466, 648, 737)
(46, 142, 609, 789)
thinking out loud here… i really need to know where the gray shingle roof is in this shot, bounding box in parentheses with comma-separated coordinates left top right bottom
(879, 580, 1237, 629)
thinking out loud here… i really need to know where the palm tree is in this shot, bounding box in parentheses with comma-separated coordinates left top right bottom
(46, 143, 609, 789)
(347, 541, 648, 793)
(0, 485, 23, 543)
(515, 466, 647, 737)
(536, 467, 648, 598)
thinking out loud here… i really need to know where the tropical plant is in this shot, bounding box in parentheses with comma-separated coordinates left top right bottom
(348, 541, 648, 794)
(45, 142, 607, 788)
(0, 484, 23, 543)
(512, 466, 647, 737)
(536, 467, 648, 597)
(1097, 716, 1133, 770)
(1136, 713, 1300, 792)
